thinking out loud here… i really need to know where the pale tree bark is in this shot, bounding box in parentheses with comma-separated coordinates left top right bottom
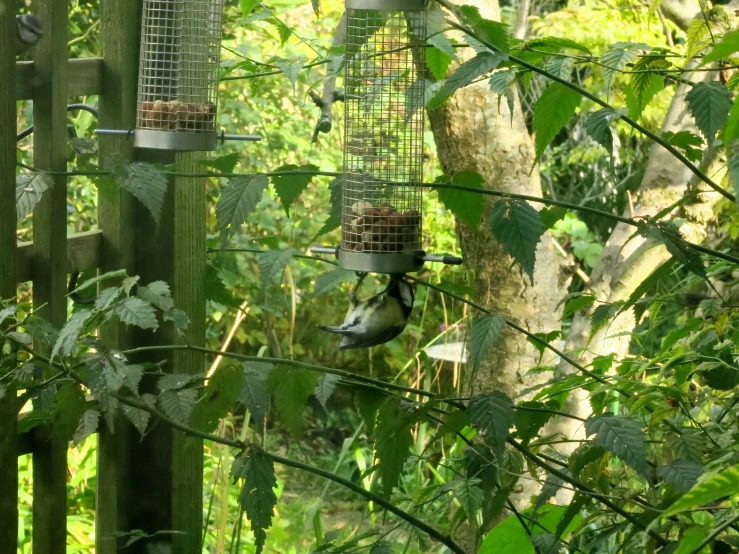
(427, 3, 570, 546)
(428, 0, 569, 401)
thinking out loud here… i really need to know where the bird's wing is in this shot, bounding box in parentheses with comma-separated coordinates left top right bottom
(337, 324, 405, 350)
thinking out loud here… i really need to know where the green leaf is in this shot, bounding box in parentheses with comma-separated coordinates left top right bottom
(686, 18, 711, 59)
(51, 309, 91, 360)
(435, 171, 485, 229)
(464, 13, 509, 53)
(51, 383, 87, 442)
(314, 374, 340, 411)
(489, 200, 545, 280)
(686, 81, 733, 145)
(533, 84, 582, 161)
(657, 460, 703, 493)
(544, 57, 573, 81)
(662, 130, 704, 163)
(703, 29, 739, 64)
(428, 52, 505, 110)
(258, 249, 297, 291)
(722, 97, 739, 145)
(585, 109, 624, 154)
(640, 223, 706, 279)
(539, 206, 567, 230)
(478, 512, 534, 553)
(665, 430, 704, 462)
(601, 43, 644, 90)
(271, 164, 318, 216)
(568, 442, 608, 476)
(356, 389, 385, 435)
(198, 152, 240, 174)
(535, 473, 565, 511)
(468, 391, 514, 456)
(274, 56, 306, 94)
(158, 373, 198, 392)
(205, 262, 240, 308)
(111, 162, 168, 225)
(663, 463, 739, 517)
(727, 140, 739, 201)
(585, 413, 650, 479)
(590, 302, 620, 334)
(673, 526, 711, 554)
(531, 534, 562, 554)
(240, 0, 259, 17)
(451, 478, 484, 522)
(190, 365, 244, 433)
(73, 410, 100, 446)
(216, 174, 269, 244)
(562, 294, 596, 320)
(426, 46, 453, 80)
(159, 388, 198, 425)
(700, 362, 739, 390)
(314, 268, 354, 298)
(115, 297, 159, 330)
(524, 37, 591, 55)
(122, 403, 151, 438)
(163, 308, 189, 330)
(374, 397, 414, 498)
(467, 314, 506, 369)
(270, 366, 316, 436)
(137, 281, 174, 312)
(311, 0, 319, 16)
(515, 401, 554, 444)
(16, 172, 53, 220)
(239, 362, 273, 426)
(234, 449, 278, 554)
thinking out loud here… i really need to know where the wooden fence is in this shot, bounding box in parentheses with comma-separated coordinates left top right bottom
(1, 2, 206, 553)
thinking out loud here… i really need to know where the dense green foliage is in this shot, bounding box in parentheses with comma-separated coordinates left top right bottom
(8, 1, 739, 554)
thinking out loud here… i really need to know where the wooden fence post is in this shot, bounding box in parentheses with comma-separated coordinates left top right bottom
(97, 0, 139, 552)
(0, 4, 18, 554)
(31, 0, 69, 552)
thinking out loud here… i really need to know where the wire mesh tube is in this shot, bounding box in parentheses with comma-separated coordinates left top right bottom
(135, 0, 224, 151)
(339, 2, 427, 273)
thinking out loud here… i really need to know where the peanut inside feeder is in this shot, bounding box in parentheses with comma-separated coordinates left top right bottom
(338, 1, 427, 274)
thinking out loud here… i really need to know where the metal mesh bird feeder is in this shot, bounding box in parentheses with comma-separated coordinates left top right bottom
(134, 0, 225, 151)
(337, 0, 429, 274)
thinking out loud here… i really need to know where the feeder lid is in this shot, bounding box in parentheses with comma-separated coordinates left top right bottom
(346, 0, 427, 10)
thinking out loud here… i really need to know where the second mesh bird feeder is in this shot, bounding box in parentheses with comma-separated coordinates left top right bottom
(338, 0, 429, 274)
(135, 0, 225, 151)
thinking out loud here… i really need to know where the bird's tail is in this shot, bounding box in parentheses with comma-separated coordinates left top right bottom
(317, 324, 342, 334)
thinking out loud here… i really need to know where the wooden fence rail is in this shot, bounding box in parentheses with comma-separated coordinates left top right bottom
(1, 1, 206, 553)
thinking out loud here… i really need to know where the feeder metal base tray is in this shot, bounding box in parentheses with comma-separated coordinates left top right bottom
(338, 250, 425, 274)
(134, 129, 217, 152)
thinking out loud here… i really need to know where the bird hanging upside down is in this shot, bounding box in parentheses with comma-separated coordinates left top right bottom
(16, 14, 43, 55)
(318, 273, 414, 350)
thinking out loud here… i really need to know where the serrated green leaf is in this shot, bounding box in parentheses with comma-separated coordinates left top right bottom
(640, 223, 706, 279)
(435, 171, 485, 229)
(198, 152, 240, 174)
(722, 97, 739, 145)
(452, 478, 484, 522)
(73, 410, 100, 446)
(426, 46, 453, 80)
(51, 310, 91, 361)
(258, 249, 297, 291)
(271, 164, 318, 216)
(115, 297, 159, 330)
(703, 29, 739, 64)
(591, 302, 619, 334)
(672, 526, 711, 554)
(686, 81, 733, 145)
(314, 374, 340, 411)
(466, 15, 509, 53)
(51, 383, 87, 442)
(111, 162, 168, 225)
(544, 57, 574, 81)
(562, 294, 596, 320)
(158, 373, 198, 391)
(314, 268, 354, 297)
(515, 401, 553, 444)
(663, 463, 739, 517)
(356, 388, 385, 435)
(311, 0, 319, 16)
(524, 36, 591, 55)
(585, 413, 650, 479)
(375, 397, 414, 498)
(662, 130, 704, 163)
(216, 174, 269, 244)
(657, 460, 703, 493)
(16, 172, 53, 220)
(468, 391, 514, 456)
(428, 52, 505, 110)
(123, 403, 151, 437)
(240, 0, 259, 17)
(467, 314, 506, 370)
(568, 442, 607, 476)
(270, 366, 316, 436)
(601, 43, 643, 90)
(369, 541, 394, 554)
(727, 140, 739, 202)
(137, 281, 174, 312)
(535, 473, 565, 511)
(274, 56, 305, 93)
(533, 84, 582, 161)
(159, 388, 198, 425)
(489, 200, 545, 280)
(163, 308, 189, 330)
(586, 109, 624, 154)
(239, 362, 272, 426)
(234, 449, 278, 554)
(531, 533, 562, 554)
(190, 365, 244, 433)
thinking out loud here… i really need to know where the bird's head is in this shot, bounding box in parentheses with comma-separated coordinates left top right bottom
(17, 14, 43, 46)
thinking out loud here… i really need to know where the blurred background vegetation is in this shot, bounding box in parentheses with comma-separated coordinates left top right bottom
(16, 0, 736, 552)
